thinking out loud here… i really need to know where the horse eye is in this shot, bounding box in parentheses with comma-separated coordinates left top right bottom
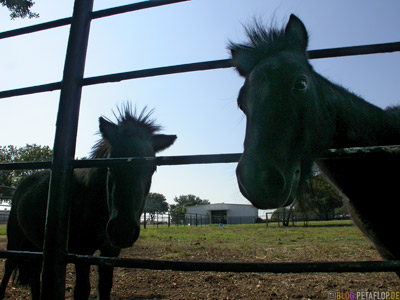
(293, 77, 308, 93)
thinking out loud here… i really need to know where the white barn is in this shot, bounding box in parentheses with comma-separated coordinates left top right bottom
(185, 203, 258, 225)
(0, 199, 11, 224)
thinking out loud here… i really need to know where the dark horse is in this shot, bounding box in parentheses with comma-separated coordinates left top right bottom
(0, 106, 177, 299)
(230, 15, 400, 266)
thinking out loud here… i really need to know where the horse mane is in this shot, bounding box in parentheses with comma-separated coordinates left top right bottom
(90, 105, 161, 159)
(385, 105, 400, 114)
(228, 20, 303, 73)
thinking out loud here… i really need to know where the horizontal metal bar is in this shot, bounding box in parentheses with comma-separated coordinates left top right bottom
(67, 254, 400, 273)
(1, 145, 399, 171)
(0, 18, 71, 40)
(81, 42, 400, 87)
(0, 60, 231, 99)
(322, 144, 400, 159)
(70, 153, 242, 168)
(0, 153, 240, 170)
(1, 250, 399, 274)
(2, 41, 399, 99)
(0, 0, 189, 40)
(82, 59, 232, 86)
(0, 82, 61, 100)
(0, 161, 52, 170)
(0, 250, 42, 261)
(90, 0, 189, 20)
(308, 42, 400, 59)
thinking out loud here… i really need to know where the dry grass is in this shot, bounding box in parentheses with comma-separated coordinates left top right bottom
(1, 221, 399, 300)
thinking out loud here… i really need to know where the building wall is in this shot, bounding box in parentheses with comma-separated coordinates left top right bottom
(185, 204, 258, 224)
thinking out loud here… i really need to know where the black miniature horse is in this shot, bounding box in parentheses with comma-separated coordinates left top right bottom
(0, 106, 177, 299)
(230, 15, 400, 267)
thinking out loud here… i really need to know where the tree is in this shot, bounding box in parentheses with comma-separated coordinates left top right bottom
(145, 193, 169, 214)
(272, 205, 295, 226)
(170, 194, 210, 223)
(0, 144, 53, 198)
(1, 0, 38, 19)
(296, 174, 344, 220)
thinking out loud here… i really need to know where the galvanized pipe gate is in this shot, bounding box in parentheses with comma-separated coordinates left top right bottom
(1, 0, 400, 299)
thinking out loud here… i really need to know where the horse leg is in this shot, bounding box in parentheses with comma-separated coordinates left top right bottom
(97, 247, 120, 300)
(74, 264, 91, 300)
(0, 258, 17, 299)
(97, 265, 114, 300)
(29, 260, 42, 300)
(1, 214, 40, 299)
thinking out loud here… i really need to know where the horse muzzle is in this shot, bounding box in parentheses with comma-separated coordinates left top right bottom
(106, 217, 140, 249)
(236, 159, 301, 209)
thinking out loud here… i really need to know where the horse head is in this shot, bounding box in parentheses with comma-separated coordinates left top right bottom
(98, 106, 176, 248)
(230, 15, 326, 209)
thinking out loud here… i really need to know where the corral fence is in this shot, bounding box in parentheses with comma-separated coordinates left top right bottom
(146, 211, 352, 227)
(269, 211, 351, 227)
(0, 0, 400, 299)
(143, 212, 260, 226)
(0, 212, 9, 225)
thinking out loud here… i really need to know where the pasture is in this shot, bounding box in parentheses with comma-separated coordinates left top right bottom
(1, 222, 400, 299)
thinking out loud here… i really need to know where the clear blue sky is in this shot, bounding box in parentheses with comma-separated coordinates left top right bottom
(1, 0, 400, 210)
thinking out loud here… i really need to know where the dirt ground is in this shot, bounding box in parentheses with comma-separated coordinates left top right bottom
(1, 234, 400, 300)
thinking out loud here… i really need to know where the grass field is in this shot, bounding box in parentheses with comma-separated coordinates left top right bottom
(2, 220, 400, 299)
(127, 220, 376, 263)
(0, 224, 6, 236)
(1, 220, 370, 262)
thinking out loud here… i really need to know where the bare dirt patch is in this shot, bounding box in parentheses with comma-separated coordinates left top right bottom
(1, 225, 400, 300)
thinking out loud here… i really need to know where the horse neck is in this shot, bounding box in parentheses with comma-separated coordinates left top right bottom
(75, 167, 107, 192)
(315, 73, 400, 149)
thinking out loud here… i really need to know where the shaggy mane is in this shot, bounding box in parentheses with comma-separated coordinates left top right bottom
(228, 21, 295, 69)
(228, 21, 285, 50)
(90, 105, 161, 159)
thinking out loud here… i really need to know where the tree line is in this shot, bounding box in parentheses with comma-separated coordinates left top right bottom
(272, 173, 345, 225)
(1, 0, 38, 19)
(0, 145, 211, 214)
(0, 144, 53, 198)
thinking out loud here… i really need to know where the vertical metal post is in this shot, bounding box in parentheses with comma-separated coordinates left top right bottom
(41, 0, 93, 299)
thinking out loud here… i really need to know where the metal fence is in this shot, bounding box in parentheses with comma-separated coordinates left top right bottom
(1, 1, 400, 299)
(144, 212, 259, 226)
(142, 211, 352, 227)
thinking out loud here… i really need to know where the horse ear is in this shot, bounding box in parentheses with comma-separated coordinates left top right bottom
(285, 14, 308, 51)
(230, 47, 257, 77)
(152, 134, 177, 153)
(99, 117, 118, 143)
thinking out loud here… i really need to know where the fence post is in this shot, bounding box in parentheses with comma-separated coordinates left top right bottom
(144, 210, 147, 229)
(168, 212, 171, 227)
(40, 0, 94, 299)
(277, 212, 280, 227)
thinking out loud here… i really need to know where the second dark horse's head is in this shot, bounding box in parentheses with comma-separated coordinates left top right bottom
(98, 106, 176, 248)
(230, 15, 324, 209)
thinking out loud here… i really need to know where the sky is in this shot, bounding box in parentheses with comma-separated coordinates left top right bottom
(1, 0, 400, 211)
